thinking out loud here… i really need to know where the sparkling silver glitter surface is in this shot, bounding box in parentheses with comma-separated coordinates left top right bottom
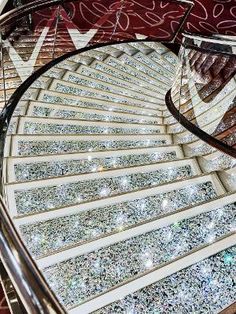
(41, 93, 159, 117)
(14, 151, 177, 181)
(175, 132, 198, 144)
(80, 50, 107, 61)
(132, 52, 173, 81)
(105, 57, 161, 86)
(54, 82, 156, 109)
(23, 121, 161, 135)
(200, 154, 236, 172)
(43, 206, 235, 307)
(144, 42, 168, 54)
(31, 106, 159, 124)
(148, 51, 174, 73)
(95, 246, 236, 313)
(118, 54, 169, 86)
(14, 165, 193, 214)
(20, 181, 216, 257)
(163, 52, 179, 65)
(185, 143, 216, 157)
(66, 74, 153, 103)
(17, 138, 170, 156)
(92, 61, 160, 94)
(79, 67, 132, 89)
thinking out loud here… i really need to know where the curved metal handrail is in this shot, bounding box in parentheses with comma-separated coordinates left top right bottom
(165, 90, 236, 159)
(0, 194, 66, 314)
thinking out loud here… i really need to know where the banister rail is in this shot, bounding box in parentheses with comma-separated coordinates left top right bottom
(0, 195, 66, 313)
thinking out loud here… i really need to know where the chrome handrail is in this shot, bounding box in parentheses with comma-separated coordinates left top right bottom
(0, 195, 66, 314)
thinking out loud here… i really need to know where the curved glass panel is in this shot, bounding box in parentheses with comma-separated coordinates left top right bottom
(175, 34, 236, 155)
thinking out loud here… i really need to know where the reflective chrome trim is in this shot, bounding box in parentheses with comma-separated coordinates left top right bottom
(0, 195, 66, 314)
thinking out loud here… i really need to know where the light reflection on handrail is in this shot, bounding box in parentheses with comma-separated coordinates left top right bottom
(0, 195, 66, 313)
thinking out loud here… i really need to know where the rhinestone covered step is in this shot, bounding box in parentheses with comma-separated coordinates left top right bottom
(75, 64, 158, 98)
(17, 175, 221, 258)
(16, 117, 165, 135)
(62, 70, 161, 104)
(6, 146, 183, 182)
(37, 90, 163, 116)
(95, 245, 236, 314)
(5, 159, 199, 216)
(104, 56, 168, 89)
(8, 134, 172, 157)
(42, 205, 235, 308)
(90, 60, 161, 95)
(49, 79, 165, 110)
(26, 101, 162, 124)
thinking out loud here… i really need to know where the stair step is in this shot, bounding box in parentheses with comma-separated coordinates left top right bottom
(49, 79, 165, 110)
(5, 159, 200, 217)
(8, 134, 173, 157)
(218, 167, 236, 192)
(118, 53, 173, 85)
(25, 101, 162, 124)
(36, 90, 162, 116)
(43, 67, 66, 79)
(16, 116, 165, 135)
(141, 42, 169, 54)
(14, 173, 224, 226)
(111, 43, 139, 56)
(16, 174, 223, 258)
(39, 203, 235, 308)
(88, 243, 236, 314)
(174, 131, 198, 144)
(162, 51, 179, 66)
(131, 51, 175, 79)
(184, 141, 216, 157)
(76, 64, 157, 99)
(104, 56, 169, 89)
(67, 54, 94, 66)
(6, 146, 183, 182)
(80, 50, 108, 61)
(198, 151, 236, 173)
(147, 50, 175, 73)
(95, 46, 123, 58)
(62, 70, 162, 104)
(127, 42, 154, 54)
(54, 60, 78, 71)
(90, 60, 160, 95)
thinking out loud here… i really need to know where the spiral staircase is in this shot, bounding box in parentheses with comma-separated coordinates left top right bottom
(0, 40, 235, 313)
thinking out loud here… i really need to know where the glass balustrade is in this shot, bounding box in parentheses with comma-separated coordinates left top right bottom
(170, 33, 236, 157)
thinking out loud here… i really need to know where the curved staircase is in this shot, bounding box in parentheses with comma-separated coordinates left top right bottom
(2, 41, 236, 313)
